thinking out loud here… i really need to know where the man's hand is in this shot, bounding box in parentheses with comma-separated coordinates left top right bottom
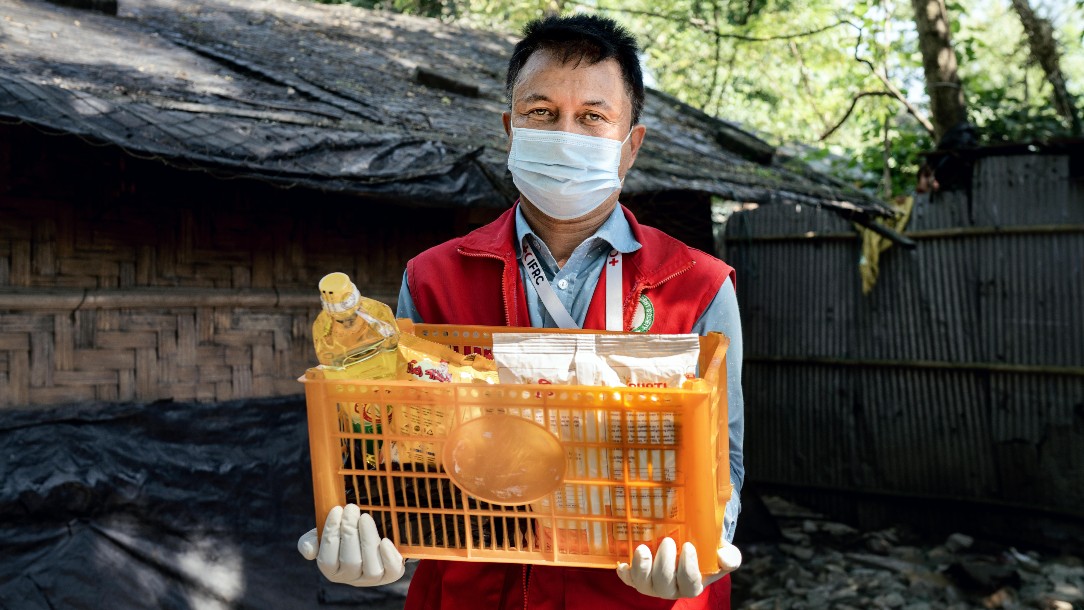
(615, 538, 742, 599)
(297, 504, 405, 587)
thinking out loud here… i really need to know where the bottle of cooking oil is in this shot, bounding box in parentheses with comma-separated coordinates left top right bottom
(311, 272, 399, 469)
(312, 271, 399, 374)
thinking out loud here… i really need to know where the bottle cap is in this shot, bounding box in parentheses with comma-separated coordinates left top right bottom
(318, 272, 360, 318)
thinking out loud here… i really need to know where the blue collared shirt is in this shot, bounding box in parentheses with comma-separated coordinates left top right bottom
(397, 204, 745, 542)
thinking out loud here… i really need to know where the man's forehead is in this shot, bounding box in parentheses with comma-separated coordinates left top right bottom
(523, 46, 608, 68)
(517, 91, 613, 108)
(512, 50, 627, 103)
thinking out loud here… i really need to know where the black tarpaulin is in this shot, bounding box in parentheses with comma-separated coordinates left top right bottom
(0, 397, 411, 610)
(0, 0, 892, 219)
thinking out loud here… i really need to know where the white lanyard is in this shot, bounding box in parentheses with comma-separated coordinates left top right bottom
(523, 242, 623, 331)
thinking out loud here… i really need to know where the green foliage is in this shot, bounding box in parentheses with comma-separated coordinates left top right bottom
(724, 0, 769, 25)
(858, 116, 933, 196)
(308, 0, 1084, 198)
(957, 0, 1083, 142)
(312, 0, 452, 19)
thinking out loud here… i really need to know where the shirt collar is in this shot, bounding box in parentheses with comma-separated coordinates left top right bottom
(514, 203, 642, 260)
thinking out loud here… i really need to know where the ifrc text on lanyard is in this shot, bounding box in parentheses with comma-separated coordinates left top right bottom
(522, 242, 623, 331)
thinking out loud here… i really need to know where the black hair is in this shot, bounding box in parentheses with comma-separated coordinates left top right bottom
(506, 14, 645, 127)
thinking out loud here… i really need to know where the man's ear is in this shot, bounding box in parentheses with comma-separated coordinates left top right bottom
(621, 124, 648, 174)
(628, 124, 647, 157)
(502, 112, 513, 152)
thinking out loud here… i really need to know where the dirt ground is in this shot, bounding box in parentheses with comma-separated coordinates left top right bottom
(326, 496, 1084, 610)
(729, 497, 1083, 610)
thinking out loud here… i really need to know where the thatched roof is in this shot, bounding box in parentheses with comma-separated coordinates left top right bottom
(0, 0, 891, 217)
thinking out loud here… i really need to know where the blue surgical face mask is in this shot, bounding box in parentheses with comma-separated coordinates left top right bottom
(507, 127, 631, 220)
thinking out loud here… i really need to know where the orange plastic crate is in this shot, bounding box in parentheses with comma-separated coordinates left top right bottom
(301, 324, 731, 574)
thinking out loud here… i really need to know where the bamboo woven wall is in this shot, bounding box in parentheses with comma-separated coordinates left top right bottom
(724, 151, 1084, 547)
(0, 124, 498, 408)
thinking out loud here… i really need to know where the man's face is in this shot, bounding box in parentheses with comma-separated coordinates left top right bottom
(503, 49, 647, 184)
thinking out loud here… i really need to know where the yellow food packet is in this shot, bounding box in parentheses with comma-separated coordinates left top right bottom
(394, 334, 496, 469)
(397, 333, 497, 384)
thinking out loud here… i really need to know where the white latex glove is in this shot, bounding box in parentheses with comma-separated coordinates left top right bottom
(616, 537, 742, 600)
(296, 504, 405, 587)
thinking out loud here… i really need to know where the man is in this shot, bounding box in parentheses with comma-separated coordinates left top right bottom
(298, 14, 745, 609)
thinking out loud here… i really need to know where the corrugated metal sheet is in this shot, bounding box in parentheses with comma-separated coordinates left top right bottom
(973, 155, 1084, 225)
(725, 150, 1084, 546)
(909, 188, 971, 229)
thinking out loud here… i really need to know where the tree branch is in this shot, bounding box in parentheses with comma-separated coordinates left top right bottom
(586, 3, 853, 42)
(819, 91, 895, 141)
(708, 0, 723, 110)
(1010, 0, 1082, 135)
(712, 44, 741, 116)
(789, 39, 832, 132)
(882, 112, 893, 200)
(851, 24, 937, 136)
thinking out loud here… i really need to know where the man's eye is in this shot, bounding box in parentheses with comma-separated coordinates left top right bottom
(528, 109, 551, 116)
(585, 113, 602, 121)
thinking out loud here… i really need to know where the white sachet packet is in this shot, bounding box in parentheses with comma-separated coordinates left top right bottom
(492, 333, 699, 387)
(491, 332, 699, 554)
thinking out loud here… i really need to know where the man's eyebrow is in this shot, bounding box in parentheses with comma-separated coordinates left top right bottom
(514, 94, 615, 109)
(516, 93, 552, 104)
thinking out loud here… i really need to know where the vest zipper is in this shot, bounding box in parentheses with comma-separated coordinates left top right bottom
(631, 261, 695, 328)
(458, 249, 515, 326)
(648, 260, 695, 290)
(522, 564, 532, 610)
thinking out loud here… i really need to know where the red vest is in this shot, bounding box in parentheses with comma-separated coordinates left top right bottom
(404, 204, 736, 610)
(407, 205, 735, 332)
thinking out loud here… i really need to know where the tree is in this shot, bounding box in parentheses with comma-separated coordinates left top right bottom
(910, 0, 967, 141)
(1010, 0, 1082, 135)
(312, 0, 1084, 197)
